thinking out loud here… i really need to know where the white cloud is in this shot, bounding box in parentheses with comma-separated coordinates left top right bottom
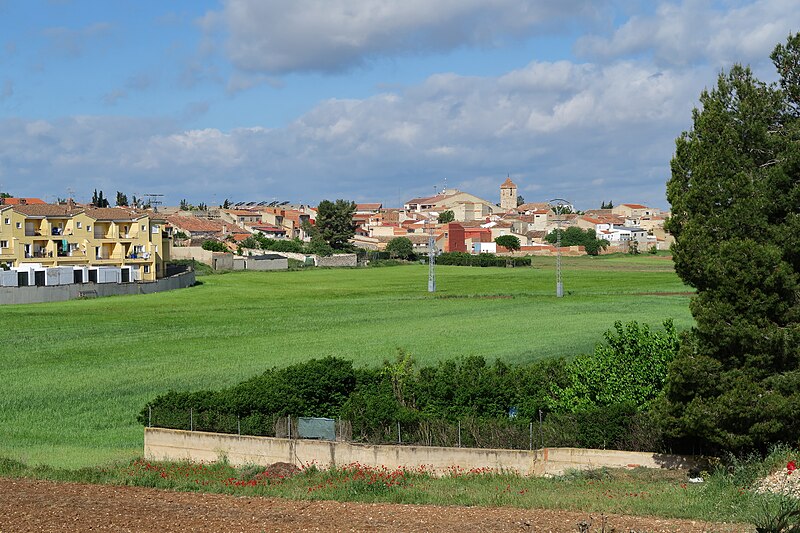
(206, 0, 600, 74)
(576, 0, 799, 70)
(0, 55, 707, 208)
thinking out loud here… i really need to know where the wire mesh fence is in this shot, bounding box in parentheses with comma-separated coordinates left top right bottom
(145, 407, 636, 450)
(146, 405, 665, 452)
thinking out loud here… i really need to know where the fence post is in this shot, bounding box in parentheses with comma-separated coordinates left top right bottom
(190, 408, 193, 432)
(458, 420, 461, 448)
(288, 416, 291, 439)
(529, 421, 533, 451)
(397, 421, 401, 445)
(148, 406, 152, 428)
(237, 415, 241, 437)
(539, 409, 544, 450)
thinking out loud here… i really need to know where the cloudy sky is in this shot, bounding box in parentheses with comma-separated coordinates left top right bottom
(0, 1, 796, 209)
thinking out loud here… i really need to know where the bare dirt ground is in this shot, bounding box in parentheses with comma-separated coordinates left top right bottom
(0, 477, 749, 532)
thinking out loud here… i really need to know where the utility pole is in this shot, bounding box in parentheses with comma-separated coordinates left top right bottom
(548, 198, 571, 298)
(427, 215, 436, 292)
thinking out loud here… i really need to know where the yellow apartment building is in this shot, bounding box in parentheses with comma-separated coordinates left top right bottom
(0, 202, 169, 281)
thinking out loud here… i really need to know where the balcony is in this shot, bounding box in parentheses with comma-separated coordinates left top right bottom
(25, 251, 53, 259)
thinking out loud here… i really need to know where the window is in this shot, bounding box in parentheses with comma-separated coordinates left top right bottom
(3, 218, 8, 225)
(15, 222, 21, 229)
(152, 224, 160, 233)
(143, 265, 150, 274)
(141, 224, 146, 232)
(87, 225, 91, 232)
(77, 222, 82, 229)
(0, 240, 6, 248)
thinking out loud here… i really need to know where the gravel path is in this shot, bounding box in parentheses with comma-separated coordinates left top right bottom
(0, 477, 749, 532)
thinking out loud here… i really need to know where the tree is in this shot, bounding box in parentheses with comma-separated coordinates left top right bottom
(115, 191, 128, 206)
(180, 199, 190, 211)
(545, 227, 608, 256)
(600, 200, 614, 209)
(437, 210, 455, 224)
(201, 240, 227, 252)
(494, 235, 521, 252)
(0, 192, 11, 199)
(516, 195, 525, 207)
(315, 199, 356, 250)
(222, 199, 231, 209)
(661, 34, 800, 454)
(551, 320, 678, 413)
(385, 237, 414, 259)
(91, 189, 109, 208)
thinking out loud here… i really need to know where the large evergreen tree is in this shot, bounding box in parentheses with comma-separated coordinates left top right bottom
(315, 199, 356, 250)
(662, 34, 800, 454)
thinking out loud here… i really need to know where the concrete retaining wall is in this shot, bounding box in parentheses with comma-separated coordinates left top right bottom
(170, 247, 233, 270)
(0, 270, 196, 305)
(144, 428, 699, 476)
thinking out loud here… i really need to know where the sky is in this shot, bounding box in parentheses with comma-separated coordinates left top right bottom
(0, 1, 797, 210)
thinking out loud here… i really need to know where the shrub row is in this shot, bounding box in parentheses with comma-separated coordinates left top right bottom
(431, 252, 532, 267)
(141, 320, 679, 452)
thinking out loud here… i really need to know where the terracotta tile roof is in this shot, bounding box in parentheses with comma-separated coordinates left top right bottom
(84, 207, 149, 221)
(12, 204, 85, 217)
(1, 197, 46, 205)
(356, 203, 382, 210)
(500, 177, 516, 188)
(224, 209, 261, 216)
(621, 203, 648, 209)
(405, 194, 448, 205)
(251, 224, 286, 233)
(167, 215, 230, 233)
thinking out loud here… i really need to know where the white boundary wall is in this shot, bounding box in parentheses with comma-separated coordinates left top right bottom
(0, 270, 195, 305)
(144, 428, 699, 476)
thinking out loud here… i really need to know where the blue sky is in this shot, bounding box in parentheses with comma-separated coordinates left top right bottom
(0, 1, 797, 209)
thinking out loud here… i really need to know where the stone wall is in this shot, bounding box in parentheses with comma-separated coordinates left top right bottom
(144, 428, 699, 477)
(0, 270, 196, 305)
(315, 254, 357, 267)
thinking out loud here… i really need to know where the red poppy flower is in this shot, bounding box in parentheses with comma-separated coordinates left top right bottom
(787, 460, 796, 474)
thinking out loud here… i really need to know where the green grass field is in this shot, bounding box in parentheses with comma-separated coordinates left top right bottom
(0, 254, 693, 468)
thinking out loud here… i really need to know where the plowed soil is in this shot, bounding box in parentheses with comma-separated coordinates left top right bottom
(0, 477, 748, 532)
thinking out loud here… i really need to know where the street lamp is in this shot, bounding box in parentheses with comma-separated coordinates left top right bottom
(548, 198, 571, 298)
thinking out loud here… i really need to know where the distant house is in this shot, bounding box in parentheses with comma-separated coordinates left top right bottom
(612, 204, 661, 218)
(166, 215, 242, 241)
(404, 189, 498, 221)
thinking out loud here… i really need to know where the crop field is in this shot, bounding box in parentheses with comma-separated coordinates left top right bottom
(0, 254, 693, 468)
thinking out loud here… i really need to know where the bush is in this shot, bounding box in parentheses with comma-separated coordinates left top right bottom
(434, 252, 531, 267)
(201, 240, 227, 252)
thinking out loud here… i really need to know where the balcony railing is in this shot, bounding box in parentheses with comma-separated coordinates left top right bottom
(25, 251, 53, 259)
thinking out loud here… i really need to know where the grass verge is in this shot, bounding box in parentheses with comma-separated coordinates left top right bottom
(3, 446, 798, 526)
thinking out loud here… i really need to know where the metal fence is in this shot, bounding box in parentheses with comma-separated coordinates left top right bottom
(143, 407, 656, 451)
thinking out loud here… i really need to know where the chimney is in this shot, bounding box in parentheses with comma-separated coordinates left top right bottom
(19, 198, 26, 205)
(67, 198, 75, 211)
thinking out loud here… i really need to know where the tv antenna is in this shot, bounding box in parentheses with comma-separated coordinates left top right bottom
(144, 193, 164, 212)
